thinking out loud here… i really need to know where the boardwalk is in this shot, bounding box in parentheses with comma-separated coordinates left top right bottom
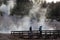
(11, 30, 60, 40)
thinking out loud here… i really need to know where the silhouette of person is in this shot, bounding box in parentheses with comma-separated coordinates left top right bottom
(39, 26, 42, 37)
(39, 26, 42, 31)
(30, 26, 32, 32)
(29, 26, 32, 38)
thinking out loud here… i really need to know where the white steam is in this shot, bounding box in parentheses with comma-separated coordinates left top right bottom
(0, 0, 55, 33)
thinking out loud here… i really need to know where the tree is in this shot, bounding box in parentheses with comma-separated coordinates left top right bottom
(0, 11, 3, 16)
(3, 0, 7, 5)
(0, 0, 2, 6)
(10, 0, 33, 17)
(41, 1, 47, 8)
(46, 2, 60, 21)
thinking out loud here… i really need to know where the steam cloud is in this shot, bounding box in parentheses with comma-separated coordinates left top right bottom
(0, 0, 55, 33)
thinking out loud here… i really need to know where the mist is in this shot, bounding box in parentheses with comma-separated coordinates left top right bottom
(0, 0, 58, 33)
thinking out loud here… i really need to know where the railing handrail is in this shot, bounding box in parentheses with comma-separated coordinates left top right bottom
(11, 30, 60, 35)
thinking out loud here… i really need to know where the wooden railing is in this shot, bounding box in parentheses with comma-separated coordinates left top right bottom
(11, 30, 60, 39)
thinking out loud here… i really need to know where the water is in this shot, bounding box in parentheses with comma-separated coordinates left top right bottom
(0, 0, 55, 33)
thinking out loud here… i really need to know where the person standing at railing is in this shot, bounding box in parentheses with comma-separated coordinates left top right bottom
(30, 26, 32, 32)
(29, 26, 33, 38)
(39, 26, 42, 37)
